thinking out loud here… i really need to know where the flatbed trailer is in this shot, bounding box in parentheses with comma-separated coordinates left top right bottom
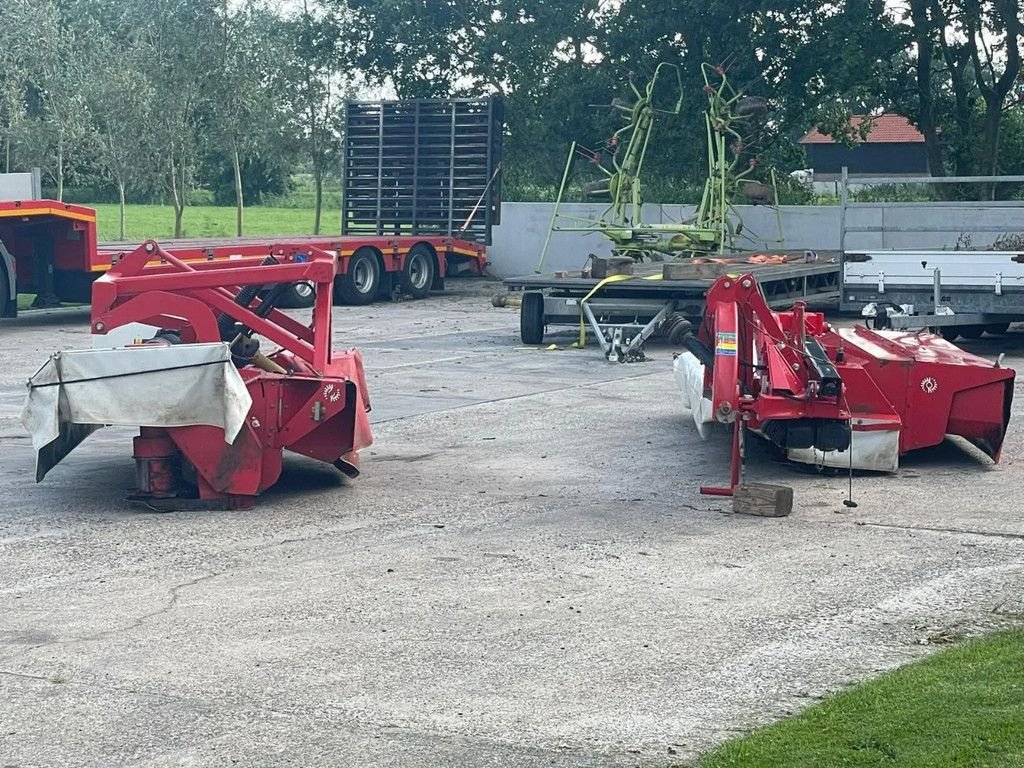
(0, 199, 487, 318)
(503, 252, 842, 362)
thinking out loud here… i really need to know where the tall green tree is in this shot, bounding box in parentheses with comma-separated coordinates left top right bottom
(901, 0, 1022, 192)
(279, 0, 351, 234)
(15, 0, 98, 200)
(128, 0, 220, 236)
(209, 0, 291, 235)
(0, 2, 36, 173)
(87, 44, 156, 239)
(344, 0, 619, 192)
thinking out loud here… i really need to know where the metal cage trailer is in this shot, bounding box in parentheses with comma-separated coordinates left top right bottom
(504, 253, 842, 362)
(341, 97, 503, 246)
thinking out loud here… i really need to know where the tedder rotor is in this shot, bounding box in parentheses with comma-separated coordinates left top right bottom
(22, 240, 373, 509)
(535, 61, 783, 271)
(674, 273, 1014, 495)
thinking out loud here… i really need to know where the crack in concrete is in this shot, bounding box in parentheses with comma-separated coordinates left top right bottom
(0, 668, 187, 704)
(0, 571, 225, 662)
(84, 571, 224, 643)
(855, 521, 1024, 541)
(0, 668, 54, 683)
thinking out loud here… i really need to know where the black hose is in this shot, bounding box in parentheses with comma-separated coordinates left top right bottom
(217, 255, 279, 341)
(682, 335, 714, 368)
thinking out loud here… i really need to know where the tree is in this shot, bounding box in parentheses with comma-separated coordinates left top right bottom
(202, 151, 293, 206)
(901, 0, 1022, 195)
(604, 0, 911, 188)
(209, 0, 289, 235)
(279, 0, 351, 234)
(16, 0, 97, 200)
(342, 0, 916, 198)
(16, 0, 194, 217)
(83, 31, 156, 239)
(0, 2, 35, 173)
(129, 0, 220, 236)
(344, 0, 619, 192)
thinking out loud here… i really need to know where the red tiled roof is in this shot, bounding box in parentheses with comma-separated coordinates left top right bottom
(800, 114, 925, 144)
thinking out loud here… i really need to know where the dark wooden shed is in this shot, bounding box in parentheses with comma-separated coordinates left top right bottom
(800, 115, 929, 181)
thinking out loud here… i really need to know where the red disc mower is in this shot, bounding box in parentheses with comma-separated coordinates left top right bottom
(674, 273, 1015, 496)
(22, 240, 373, 509)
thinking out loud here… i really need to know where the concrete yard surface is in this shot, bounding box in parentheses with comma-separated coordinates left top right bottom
(1, 283, 1023, 767)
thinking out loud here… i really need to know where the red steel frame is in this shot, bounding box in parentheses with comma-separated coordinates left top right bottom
(695, 273, 1015, 496)
(93, 241, 341, 370)
(91, 239, 374, 509)
(95, 234, 487, 278)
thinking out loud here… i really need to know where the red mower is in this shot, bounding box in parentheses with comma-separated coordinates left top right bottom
(22, 240, 373, 509)
(674, 273, 1014, 496)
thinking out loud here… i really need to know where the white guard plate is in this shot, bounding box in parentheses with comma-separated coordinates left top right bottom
(785, 428, 900, 473)
(21, 342, 253, 482)
(672, 352, 713, 440)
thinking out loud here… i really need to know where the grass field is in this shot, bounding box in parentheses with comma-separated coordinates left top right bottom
(696, 630, 1024, 767)
(91, 204, 329, 242)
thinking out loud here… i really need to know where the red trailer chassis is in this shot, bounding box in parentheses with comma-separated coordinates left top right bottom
(0, 199, 488, 318)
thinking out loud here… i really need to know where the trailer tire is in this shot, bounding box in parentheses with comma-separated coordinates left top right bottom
(0, 262, 9, 318)
(399, 245, 435, 300)
(959, 325, 984, 340)
(520, 292, 545, 344)
(938, 326, 960, 342)
(275, 281, 315, 309)
(985, 322, 1010, 336)
(335, 248, 381, 305)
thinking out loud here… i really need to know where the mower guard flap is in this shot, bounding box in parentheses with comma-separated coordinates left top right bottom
(22, 343, 252, 482)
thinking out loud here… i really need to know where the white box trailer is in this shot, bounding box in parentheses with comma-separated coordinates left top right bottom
(842, 249, 1024, 338)
(836, 168, 1024, 339)
(0, 169, 41, 200)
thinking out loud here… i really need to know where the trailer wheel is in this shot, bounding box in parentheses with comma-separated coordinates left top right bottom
(275, 281, 315, 309)
(985, 322, 1010, 336)
(399, 245, 435, 300)
(959, 325, 984, 340)
(938, 326, 960, 342)
(520, 292, 545, 344)
(0, 263, 9, 318)
(335, 248, 381, 305)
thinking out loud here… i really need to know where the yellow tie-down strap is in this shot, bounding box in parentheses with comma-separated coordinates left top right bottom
(575, 272, 664, 348)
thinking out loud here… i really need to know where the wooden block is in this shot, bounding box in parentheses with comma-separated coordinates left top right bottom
(662, 261, 735, 280)
(591, 256, 634, 279)
(732, 483, 794, 517)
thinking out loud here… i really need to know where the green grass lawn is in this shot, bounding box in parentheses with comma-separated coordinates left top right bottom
(90, 204, 330, 242)
(697, 630, 1024, 767)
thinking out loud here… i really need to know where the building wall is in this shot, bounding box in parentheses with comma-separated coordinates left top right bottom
(486, 201, 1024, 277)
(805, 143, 929, 176)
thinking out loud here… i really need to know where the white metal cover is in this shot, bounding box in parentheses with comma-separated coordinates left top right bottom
(844, 250, 1024, 289)
(22, 343, 252, 482)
